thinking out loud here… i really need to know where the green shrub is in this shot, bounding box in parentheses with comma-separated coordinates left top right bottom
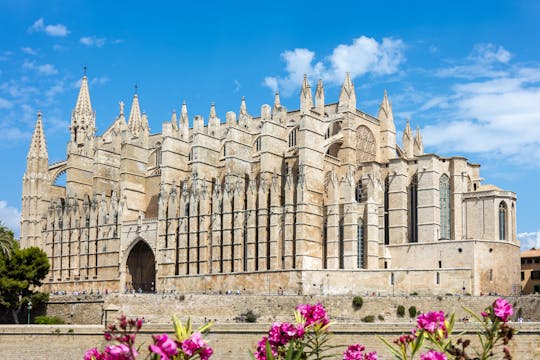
(352, 296, 363, 309)
(397, 305, 405, 318)
(361, 315, 375, 323)
(236, 309, 258, 323)
(377, 314, 384, 321)
(408, 306, 417, 318)
(410, 291, 418, 296)
(35, 315, 65, 325)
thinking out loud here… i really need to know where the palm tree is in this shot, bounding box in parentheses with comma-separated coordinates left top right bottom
(0, 222, 14, 258)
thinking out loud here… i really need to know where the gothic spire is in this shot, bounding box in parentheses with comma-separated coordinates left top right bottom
(209, 102, 217, 119)
(74, 75, 93, 118)
(273, 92, 281, 112)
(338, 72, 356, 111)
(70, 73, 95, 146)
(128, 92, 142, 135)
(378, 90, 394, 123)
(28, 111, 48, 159)
(414, 125, 424, 156)
(208, 102, 220, 131)
(315, 79, 325, 113)
(300, 74, 313, 113)
(402, 119, 414, 158)
(170, 109, 178, 130)
(180, 100, 189, 139)
(240, 96, 247, 116)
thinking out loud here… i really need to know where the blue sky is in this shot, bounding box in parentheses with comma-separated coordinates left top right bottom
(0, 1, 539, 249)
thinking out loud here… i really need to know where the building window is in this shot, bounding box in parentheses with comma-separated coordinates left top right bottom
(155, 142, 162, 167)
(499, 201, 507, 240)
(521, 272, 525, 281)
(436, 272, 440, 284)
(339, 217, 344, 269)
(439, 174, 451, 240)
(384, 177, 389, 245)
(188, 148, 193, 161)
(254, 137, 261, 152)
(288, 127, 298, 147)
(356, 125, 376, 163)
(357, 218, 365, 269)
(409, 174, 418, 243)
(531, 271, 540, 280)
(355, 180, 363, 202)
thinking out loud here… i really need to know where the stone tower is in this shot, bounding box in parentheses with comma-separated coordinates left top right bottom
(21, 112, 51, 248)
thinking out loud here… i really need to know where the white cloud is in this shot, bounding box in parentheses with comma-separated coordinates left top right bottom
(21, 47, 37, 55)
(22, 60, 58, 76)
(233, 79, 241, 93)
(264, 36, 405, 96)
(436, 44, 512, 79)
(413, 43, 540, 165)
(28, 18, 69, 37)
(518, 231, 540, 250)
(0, 200, 21, 237)
(472, 43, 512, 64)
(0, 97, 13, 109)
(90, 76, 109, 86)
(80, 36, 106, 47)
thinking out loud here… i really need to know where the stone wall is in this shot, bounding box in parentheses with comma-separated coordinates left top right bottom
(0, 322, 538, 359)
(42, 294, 540, 325)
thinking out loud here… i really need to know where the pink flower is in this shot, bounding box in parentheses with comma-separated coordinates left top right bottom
(493, 298, 513, 322)
(149, 334, 178, 360)
(343, 344, 378, 360)
(343, 344, 365, 360)
(481, 311, 489, 318)
(296, 303, 329, 327)
(254, 336, 277, 360)
(420, 350, 447, 360)
(84, 348, 103, 360)
(103, 344, 135, 360)
(268, 322, 304, 346)
(417, 311, 446, 335)
(180, 332, 212, 358)
(199, 346, 214, 360)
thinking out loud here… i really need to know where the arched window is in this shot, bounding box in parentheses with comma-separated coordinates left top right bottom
(254, 137, 262, 152)
(288, 127, 298, 147)
(439, 174, 451, 240)
(356, 125, 376, 164)
(384, 177, 390, 245)
(188, 148, 193, 161)
(409, 174, 418, 243)
(357, 218, 365, 269)
(155, 142, 162, 167)
(499, 201, 507, 240)
(355, 180, 363, 202)
(339, 217, 344, 269)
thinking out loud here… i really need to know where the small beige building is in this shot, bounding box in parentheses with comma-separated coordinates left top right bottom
(20, 73, 520, 296)
(521, 248, 540, 294)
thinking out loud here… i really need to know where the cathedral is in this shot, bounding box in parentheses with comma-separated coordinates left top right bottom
(20, 73, 520, 296)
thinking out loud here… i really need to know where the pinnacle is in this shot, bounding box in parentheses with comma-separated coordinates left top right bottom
(28, 111, 48, 159)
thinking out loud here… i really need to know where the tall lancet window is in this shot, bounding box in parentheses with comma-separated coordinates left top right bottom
(288, 127, 298, 147)
(409, 174, 418, 243)
(357, 218, 365, 269)
(384, 177, 390, 245)
(439, 174, 451, 240)
(499, 201, 507, 240)
(155, 142, 162, 167)
(355, 180, 363, 202)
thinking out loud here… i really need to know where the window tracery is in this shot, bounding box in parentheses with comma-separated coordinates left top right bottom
(356, 125, 376, 163)
(439, 174, 451, 240)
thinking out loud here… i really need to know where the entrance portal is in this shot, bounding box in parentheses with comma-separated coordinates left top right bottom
(126, 241, 156, 292)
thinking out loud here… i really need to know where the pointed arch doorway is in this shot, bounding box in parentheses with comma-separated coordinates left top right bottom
(126, 240, 156, 293)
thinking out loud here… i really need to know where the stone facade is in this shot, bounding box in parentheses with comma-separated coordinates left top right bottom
(20, 73, 520, 296)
